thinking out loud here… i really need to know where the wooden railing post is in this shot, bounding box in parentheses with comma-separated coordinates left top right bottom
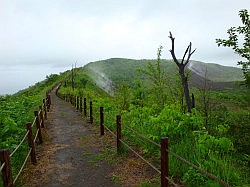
(47, 94, 51, 111)
(34, 111, 43, 144)
(0, 149, 13, 187)
(161, 137, 168, 187)
(116, 115, 122, 153)
(43, 99, 47, 120)
(76, 96, 79, 110)
(70, 95, 73, 105)
(79, 97, 83, 113)
(39, 106, 44, 128)
(74, 96, 76, 107)
(100, 107, 104, 135)
(90, 101, 93, 124)
(84, 98, 87, 117)
(26, 123, 37, 164)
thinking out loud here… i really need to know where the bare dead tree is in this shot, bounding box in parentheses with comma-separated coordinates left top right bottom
(169, 32, 196, 112)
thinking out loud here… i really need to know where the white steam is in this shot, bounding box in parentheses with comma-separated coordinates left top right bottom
(88, 66, 114, 96)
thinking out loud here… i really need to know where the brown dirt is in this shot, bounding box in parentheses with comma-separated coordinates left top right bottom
(20, 89, 162, 187)
(21, 90, 119, 187)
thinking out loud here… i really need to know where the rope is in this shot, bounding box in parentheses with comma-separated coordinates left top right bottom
(124, 125, 229, 186)
(123, 125, 229, 186)
(13, 148, 32, 184)
(166, 150, 230, 187)
(31, 117, 37, 127)
(119, 139, 179, 187)
(123, 125, 160, 148)
(10, 130, 29, 158)
(0, 162, 5, 172)
(105, 113, 116, 121)
(91, 104, 99, 111)
(104, 125, 117, 138)
(33, 129, 39, 143)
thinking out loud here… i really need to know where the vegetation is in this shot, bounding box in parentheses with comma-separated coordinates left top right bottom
(0, 73, 63, 185)
(216, 9, 250, 87)
(1, 57, 249, 186)
(1, 7, 249, 187)
(57, 55, 250, 186)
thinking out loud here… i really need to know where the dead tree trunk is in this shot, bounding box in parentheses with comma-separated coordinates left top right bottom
(169, 32, 196, 112)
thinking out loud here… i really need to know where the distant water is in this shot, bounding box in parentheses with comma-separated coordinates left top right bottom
(0, 64, 70, 95)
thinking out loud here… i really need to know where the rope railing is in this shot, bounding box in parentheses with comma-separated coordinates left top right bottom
(123, 123, 230, 186)
(123, 125, 161, 148)
(105, 113, 116, 121)
(9, 131, 29, 158)
(119, 139, 179, 187)
(0, 163, 5, 172)
(104, 125, 117, 138)
(33, 129, 39, 144)
(12, 148, 32, 185)
(56, 92, 231, 187)
(0, 91, 52, 187)
(31, 117, 37, 128)
(166, 149, 230, 187)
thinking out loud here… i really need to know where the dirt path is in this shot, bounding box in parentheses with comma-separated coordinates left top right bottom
(22, 89, 119, 187)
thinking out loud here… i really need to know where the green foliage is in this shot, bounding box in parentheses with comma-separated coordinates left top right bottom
(56, 58, 250, 186)
(0, 72, 62, 184)
(114, 82, 131, 113)
(216, 9, 250, 86)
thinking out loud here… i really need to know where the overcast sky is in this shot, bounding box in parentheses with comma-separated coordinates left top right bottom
(0, 0, 249, 94)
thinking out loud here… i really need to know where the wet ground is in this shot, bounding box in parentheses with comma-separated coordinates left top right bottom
(22, 89, 119, 187)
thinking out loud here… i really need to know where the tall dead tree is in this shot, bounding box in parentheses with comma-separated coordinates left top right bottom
(169, 32, 196, 112)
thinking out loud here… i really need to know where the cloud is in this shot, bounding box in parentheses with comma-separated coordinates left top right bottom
(0, 0, 249, 67)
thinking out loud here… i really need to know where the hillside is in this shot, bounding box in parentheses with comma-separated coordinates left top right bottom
(84, 58, 243, 92)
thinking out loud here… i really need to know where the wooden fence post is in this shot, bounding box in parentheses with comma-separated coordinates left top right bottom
(0, 149, 13, 187)
(161, 137, 168, 187)
(43, 99, 47, 120)
(116, 115, 122, 153)
(84, 98, 87, 117)
(47, 94, 51, 111)
(39, 106, 44, 128)
(100, 107, 104, 135)
(79, 97, 83, 113)
(90, 101, 93, 124)
(74, 96, 76, 108)
(70, 95, 73, 105)
(34, 111, 43, 144)
(76, 96, 79, 110)
(26, 123, 37, 164)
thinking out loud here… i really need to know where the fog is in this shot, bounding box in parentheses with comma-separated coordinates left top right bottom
(0, 0, 249, 94)
(0, 64, 71, 95)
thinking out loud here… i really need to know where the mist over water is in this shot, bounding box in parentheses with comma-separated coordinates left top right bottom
(0, 64, 71, 95)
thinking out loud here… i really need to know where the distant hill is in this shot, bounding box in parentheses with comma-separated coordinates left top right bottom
(187, 61, 243, 82)
(84, 58, 243, 92)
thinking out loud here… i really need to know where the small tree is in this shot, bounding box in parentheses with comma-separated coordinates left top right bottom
(139, 46, 168, 108)
(216, 9, 250, 87)
(139, 46, 180, 109)
(169, 32, 196, 112)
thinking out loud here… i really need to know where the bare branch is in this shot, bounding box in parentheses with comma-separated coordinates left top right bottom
(181, 45, 191, 64)
(169, 32, 180, 67)
(191, 49, 196, 56)
(184, 42, 196, 66)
